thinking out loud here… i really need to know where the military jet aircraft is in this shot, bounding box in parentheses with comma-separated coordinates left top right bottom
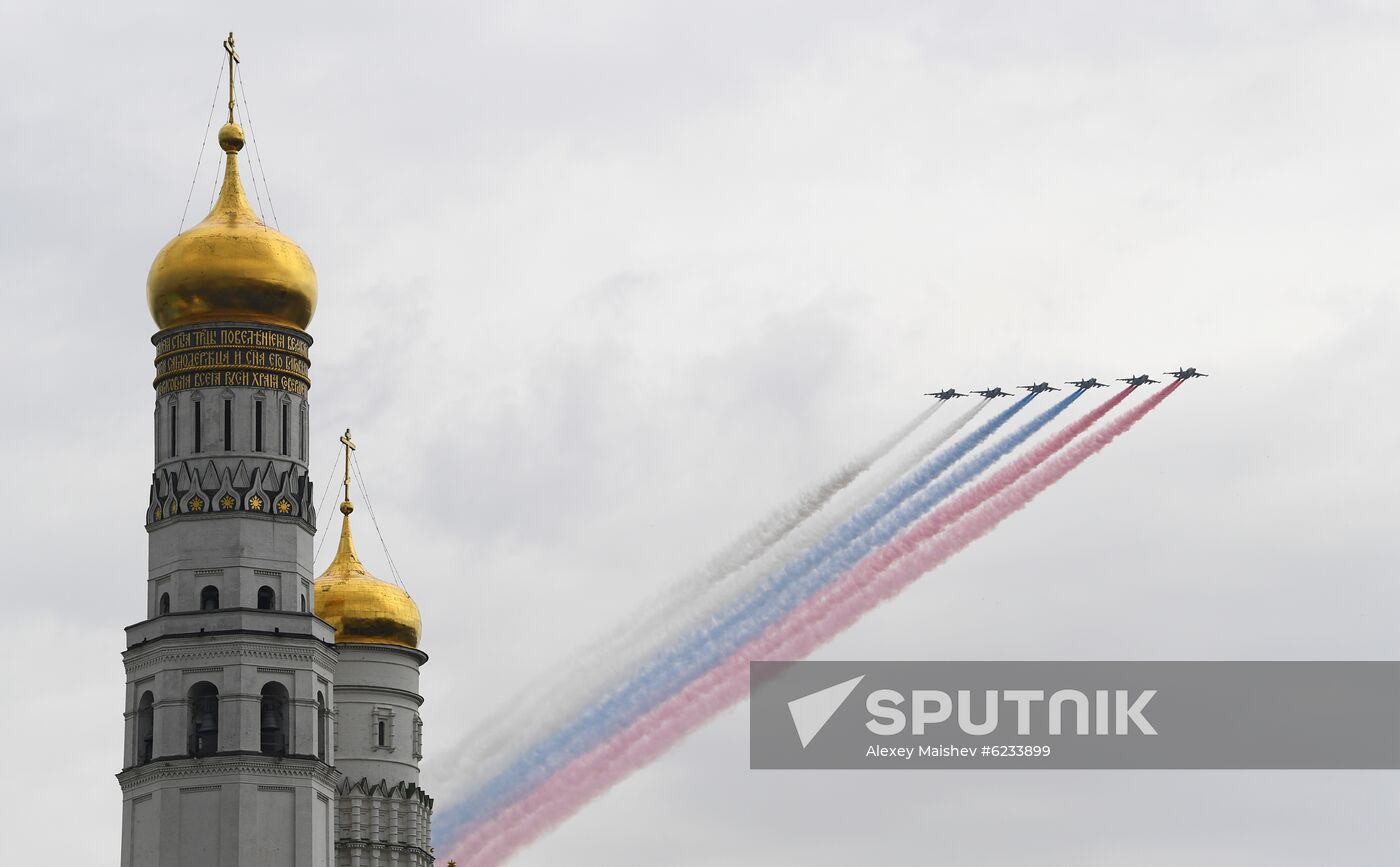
(923, 389, 967, 400)
(1118, 374, 1160, 386)
(1165, 367, 1208, 380)
(973, 387, 1014, 399)
(1019, 382, 1062, 393)
(1065, 378, 1109, 389)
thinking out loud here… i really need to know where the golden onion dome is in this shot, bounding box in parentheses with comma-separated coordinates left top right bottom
(314, 501, 421, 649)
(147, 122, 317, 331)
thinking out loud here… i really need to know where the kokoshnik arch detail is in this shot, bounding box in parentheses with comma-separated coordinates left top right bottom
(117, 34, 434, 867)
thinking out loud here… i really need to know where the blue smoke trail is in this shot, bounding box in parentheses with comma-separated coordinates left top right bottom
(441, 401, 947, 800)
(442, 391, 1082, 836)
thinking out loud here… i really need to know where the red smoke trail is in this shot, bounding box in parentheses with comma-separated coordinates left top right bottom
(764, 379, 1179, 663)
(449, 380, 1181, 866)
(441, 401, 945, 800)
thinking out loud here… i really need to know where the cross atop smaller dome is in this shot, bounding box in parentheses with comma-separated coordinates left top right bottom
(313, 430, 422, 649)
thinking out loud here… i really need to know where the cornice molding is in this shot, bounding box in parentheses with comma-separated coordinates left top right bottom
(117, 754, 342, 791)
(124, 638, 339, 673)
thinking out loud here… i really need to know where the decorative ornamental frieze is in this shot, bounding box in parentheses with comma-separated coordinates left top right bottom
(335, 777, 435, 866)
(146, 457, 316, 527)
(338, 776, 435, 807)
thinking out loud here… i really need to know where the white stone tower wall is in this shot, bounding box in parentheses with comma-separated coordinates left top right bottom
(334, 646, 426, 783)
(147, 511, 317, 622)
(120, 319, 341, 867)
(333, 644, 433, 866)
(153, 386, 309, 471)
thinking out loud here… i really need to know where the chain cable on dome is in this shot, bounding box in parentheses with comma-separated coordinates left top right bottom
(207, 147, 223, 211)
(312, 443, 346, 568)
(233, 100, 268, 223)
(179, 54, 227, 232)
(350, 451, 411, 592)
(235, 64, 282, 230)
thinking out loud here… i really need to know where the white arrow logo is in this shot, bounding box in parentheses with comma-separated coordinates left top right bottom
(787, 675, 865, 748)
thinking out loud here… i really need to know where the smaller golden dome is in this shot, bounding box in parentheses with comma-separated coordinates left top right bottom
(146, 121, 317, 331)
(314, 502, 421, 649)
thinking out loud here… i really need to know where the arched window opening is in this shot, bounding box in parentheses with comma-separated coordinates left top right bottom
(188, 682, 219, 757)
(316, 691, 328, 761)
(136, 691, 155, 764)
(300, 594, 308, 612)
(158, 592, 170, 615)
(199, 585, 219, 610)
(257, 585, 276, 610)
(260, 682, 290, 755)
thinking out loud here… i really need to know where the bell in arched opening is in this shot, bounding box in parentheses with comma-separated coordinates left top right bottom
(188, 683, 219, 757)
(260, 682, 290, 755)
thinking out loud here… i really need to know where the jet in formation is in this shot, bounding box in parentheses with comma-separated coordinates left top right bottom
(1118, 374, 1160, 386)
(1166, 367, 1208, 380)
(932, 371, 1197, 400)
(974, 387, 1014, 399)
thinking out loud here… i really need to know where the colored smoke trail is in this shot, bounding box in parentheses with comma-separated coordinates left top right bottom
(440, 395, 1043, 838)
(759, 398, 991, 581)
(600, 396, 991, 715)
(436, 401, 944, 801)
(840, 397, 991, 516)
(682, 399, 947, 582)
(447, 381, 1181, 866)
(437, 400, 984, 835)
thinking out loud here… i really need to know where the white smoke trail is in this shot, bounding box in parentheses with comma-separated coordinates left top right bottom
(434, 401, 945, 799)
(446, 387, 1178, 866)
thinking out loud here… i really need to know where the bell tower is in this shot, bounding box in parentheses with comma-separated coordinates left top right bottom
(315, 431, 435, 866)
(117, 34, 340, 867)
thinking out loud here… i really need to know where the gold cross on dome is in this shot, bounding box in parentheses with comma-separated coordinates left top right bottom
(340, 429, 357, 503)
(223, 32, 241, 123)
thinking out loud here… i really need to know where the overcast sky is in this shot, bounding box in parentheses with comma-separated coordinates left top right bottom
(3, 1, 1399, 864)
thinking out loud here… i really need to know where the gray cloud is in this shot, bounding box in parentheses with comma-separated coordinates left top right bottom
(3, 1, 1398, 863)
